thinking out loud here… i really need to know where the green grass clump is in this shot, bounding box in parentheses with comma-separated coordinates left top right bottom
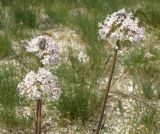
(123, 46, 160, 99)
(45, 1, 72, 25)
(130, 102, 160, 134)
(0, 5, 5, 29)
(56, 53, 97, 121)
(0, 36, 11, 59)
(135, 0, 160, 28)
(56, 47, 107, 121)
(12, 6, 37, 29)
(0, 66, 19, 126)
(0, 0, 12, 7)
(69, 13, 97, 42)
(0, 65, 31, 128)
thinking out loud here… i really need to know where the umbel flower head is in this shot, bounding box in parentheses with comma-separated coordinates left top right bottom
(98, 9, 144, 47)
(17, 68, 61, 101)
(26, 35, 60, 65)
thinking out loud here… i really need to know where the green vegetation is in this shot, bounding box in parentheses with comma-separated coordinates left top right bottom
(56, 47, 107, 121)
(0, 0, 160, 133)
(123, 46, 160, 133)
(0, 36, 11, 59)
(0, 66, 19, 126)
(0, 65, 30, 128)
(123, 46, 160, 99)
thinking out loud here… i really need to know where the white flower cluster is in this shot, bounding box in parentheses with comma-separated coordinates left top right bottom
(16, 106, 32, 120)
(98, 9, 144, 44)
(18, 68, 61, 101)
(77, 51, 89, 63)
(26, 35, 60, 65)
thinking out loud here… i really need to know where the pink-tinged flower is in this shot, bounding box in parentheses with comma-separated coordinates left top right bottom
(98, 9, 145, 47)
(17, 68, 61, 101)
(26, 35, 61, 65)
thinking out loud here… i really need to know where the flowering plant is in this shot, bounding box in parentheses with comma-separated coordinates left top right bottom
(96, 9, 145, 134)
(26, 35, 60, 65)
(17, 34, 61, 134)
(98, 9, 144, 49)
(18, 68, 61, 101)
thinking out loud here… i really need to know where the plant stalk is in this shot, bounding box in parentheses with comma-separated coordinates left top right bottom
(95, 41, 119, 134)
(35, 99, 42, 134)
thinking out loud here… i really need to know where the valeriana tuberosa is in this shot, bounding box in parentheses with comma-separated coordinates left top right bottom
(96, 9, 145, 134)
(18, 68, 61, 134)
(26, 35, 60, 65)
(17, 68, 61, 101)
(98, 9, 144, 48)
(18, 34, 61, 134)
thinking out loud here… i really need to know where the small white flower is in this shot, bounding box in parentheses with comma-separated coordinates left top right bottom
(98, 9, 145, 47)
(77, 51, 89, 63)
(144, 52, 154, 59)
(16, 106, 32, 120)
(23, 107, 32, 119)
(26, 35, 61, 65)
(17, 68, 61, 101)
